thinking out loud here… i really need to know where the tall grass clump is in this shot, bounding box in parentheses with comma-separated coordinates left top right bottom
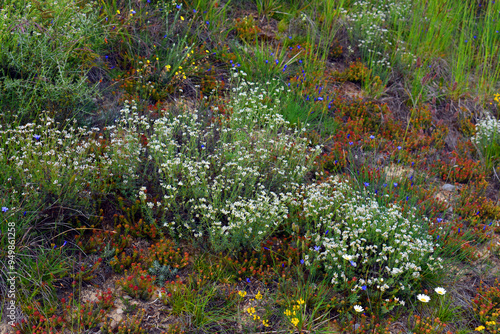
(344, 0, 500, 103)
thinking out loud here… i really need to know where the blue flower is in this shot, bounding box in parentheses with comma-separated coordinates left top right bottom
(1, 207, 8, 213)
(176, 4, 181, 8)
(394, 183, 398, 187)
(33, 134, 41, 140)
(437, 218, 442, 223)
(349, 142, 353, 145)
(314, 246, 321, 252)
(350, 260, 357, 267)
(206, 21, 209, 25)
(397, 146, 402, 150)
(364, 182, 369, 187)
(300, 259, 305, 264)
(383, 183, 387, 187)
(361, 285, 367, 290)
(370, 135, 375, 139)
(246, 278, 251, 283)
(325, 230, 329, 235)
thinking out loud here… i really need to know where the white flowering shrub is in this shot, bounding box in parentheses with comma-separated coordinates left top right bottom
(147, 77, 321, 251)
(471, 114, 500, 168)
(0, 112, 109, 212)
(202, 190, 290, 252)
(0, 100, 151, 215)
(101, 100, 149, 196)
(291, 176, 444, 301)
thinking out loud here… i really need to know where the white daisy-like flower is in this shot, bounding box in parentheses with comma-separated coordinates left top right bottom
(435, 287, 446, 295)
(342, 254, 353, 261)
(417, 294, 430, 303)
(353, 305, 364, 313)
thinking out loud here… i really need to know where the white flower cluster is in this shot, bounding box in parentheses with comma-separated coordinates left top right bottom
(0, 113, 110, 209)
(343, 0, 416, 71)
(203, 190, 290, 252)
(146, 79, 321, 250)
(292, 176, 443, 296)
(103, 99, 149, 189)
(472, 114, 500, 148)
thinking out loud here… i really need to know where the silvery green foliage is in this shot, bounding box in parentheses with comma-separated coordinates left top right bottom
(148, 260, 178, 284)
(292, 176, 443, 302)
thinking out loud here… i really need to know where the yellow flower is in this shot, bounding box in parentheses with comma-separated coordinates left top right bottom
(475, 326, 485, 331)
(238, 290, 247, 298)
(255, 291, 263, 300)
(284, 309, 292, 317)
(486, 321, 496, 326)
(291, 317, 299, 326)
(116, 9, 120, 14)
(180, 16, 184, 21)
(296, 298, 305, 305)
(253, 314, 260, 320)
(262, 319, 270, 327)
(247, 307, 256, 314)
(293, 305, 300, 311)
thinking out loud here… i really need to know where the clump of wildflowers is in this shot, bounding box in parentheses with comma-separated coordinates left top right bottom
(292, 175, 443, 303)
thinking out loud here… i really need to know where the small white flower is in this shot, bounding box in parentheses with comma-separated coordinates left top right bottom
(353, 305, 364, 313)
(435, 287, 446, 295)
(417, 294, 430, 303)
